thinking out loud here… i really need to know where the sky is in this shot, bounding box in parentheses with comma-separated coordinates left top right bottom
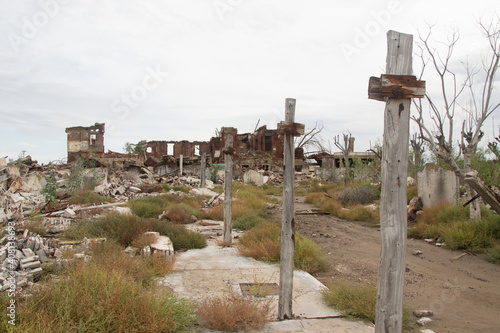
(0, 0, 499, 164)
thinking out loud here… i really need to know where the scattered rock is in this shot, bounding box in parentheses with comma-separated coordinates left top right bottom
(416, 317, 433, 326)
(412, 250, 423, 256)
(414, 309, 433, 318)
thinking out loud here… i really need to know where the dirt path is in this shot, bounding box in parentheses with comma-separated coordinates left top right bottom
(277, 197, 500, 333)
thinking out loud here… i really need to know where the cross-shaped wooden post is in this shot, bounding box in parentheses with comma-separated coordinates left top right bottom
(277, 98, 305, 320)
(368, 30, 425, 333)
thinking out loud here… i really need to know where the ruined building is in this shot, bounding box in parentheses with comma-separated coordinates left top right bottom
(65, 123, 105, 163)
(65, 122, 307, 175)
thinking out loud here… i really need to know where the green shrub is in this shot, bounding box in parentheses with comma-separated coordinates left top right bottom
(233, 212, 264, 230)
(175, 202, 201, 219)
(295, 234, 328, 274)
(322, 280, 377, 322)
(238, 221, 328, 274)
(486, 244, 500, 264)
(128, 196, 167, 218)
(172, 185, 191, 193)
(338, 186, 376, 206)
(442, 221, 492, 252)
(148, 219, 207, 250)
(261, 184, 282, 196)
(63, 213, 145, 247)
(321, 280, 412, 329)
(14, 260, 196, 332)
(161, 183, 171, 192)
(480, 212, 500, 239)
(69, 190, 115, 205)
(435, 205, 469, 224)
(407, 185, 418, 204)
(90, 241, 173, 287)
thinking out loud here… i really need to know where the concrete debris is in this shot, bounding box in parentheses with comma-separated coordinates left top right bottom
(243, 170, 266, 186)
(407, 196, 423, 222)
(414, 310, 433, 318)
(0, 228, 66, 293)
(416, 317, 433, 326)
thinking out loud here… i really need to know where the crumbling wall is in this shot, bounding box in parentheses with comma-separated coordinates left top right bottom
(418, 163, 459, 208)
(146, 140, 210, 160)
(65, 123, 105, 163)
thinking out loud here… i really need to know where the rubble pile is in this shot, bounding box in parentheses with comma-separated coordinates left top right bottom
(0, 229, 62, 292)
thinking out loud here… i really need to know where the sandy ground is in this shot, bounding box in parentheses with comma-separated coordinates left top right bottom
(280, 197, 500, 333)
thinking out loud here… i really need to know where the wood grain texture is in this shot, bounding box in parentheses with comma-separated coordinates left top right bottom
(375, 30, 412, 333)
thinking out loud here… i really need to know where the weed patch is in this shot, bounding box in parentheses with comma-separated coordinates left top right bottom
(69, 190, 115, 205)
(22, 218, 47, 236)
(322, 280, 377, 322)
(238, 221, 328, 274)
(128, 196, 167, 218)
(407, 185, 418, 204)
(14, 259, 195, 332)
(233, 212, 264, 230)
(197, 294, 273, 331)
(442, 221, 492, 251)
(486, 244, 500, 264)
(338, 186, 376, 206)
(148, 219, 207, 250)
(321, 280, 412, 329)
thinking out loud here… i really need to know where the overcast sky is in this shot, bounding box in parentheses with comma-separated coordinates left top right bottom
(0, 0, 499, 164)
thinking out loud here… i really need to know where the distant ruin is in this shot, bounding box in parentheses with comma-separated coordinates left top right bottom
(64, 123, 308, 175)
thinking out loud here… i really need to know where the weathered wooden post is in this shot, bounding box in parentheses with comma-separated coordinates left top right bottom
(223, 127, 235, 244)
(179, 154, 183, 176)
(200, 153, 206, 188)
(277, 98, 305, 320)
(368, 30, 425, 332)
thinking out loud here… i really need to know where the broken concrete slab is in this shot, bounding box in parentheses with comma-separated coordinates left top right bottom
(243, 170, 266, 186)
(149, 235, 174, 257)
(36, 249, 48, 263)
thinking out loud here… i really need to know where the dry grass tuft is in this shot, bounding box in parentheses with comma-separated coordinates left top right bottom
(197, 294, 273, 331)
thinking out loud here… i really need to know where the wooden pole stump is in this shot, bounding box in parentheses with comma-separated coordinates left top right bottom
(179, 154, 183, 176)
(223, 128, 234, 244)
(200, 153, 206, 188)
(278, 98, 301, 320)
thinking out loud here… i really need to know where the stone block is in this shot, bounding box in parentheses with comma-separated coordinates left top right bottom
(0, 247, 7, 262)
(63, 208, 76, 218)
(36, 249, 48, 263)
(30, 267, 43, 276)
(22, 248, 35, 257)
(21, 260, 41, 270)
(15, 250, 25, 260)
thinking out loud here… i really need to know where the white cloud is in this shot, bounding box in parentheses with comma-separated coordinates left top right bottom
(0, 0, 499, 163)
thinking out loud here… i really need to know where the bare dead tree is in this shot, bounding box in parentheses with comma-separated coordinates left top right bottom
(334, 132, 353, 186)
(253, 119, 261, 133)
(487, 126, 500, 160)
(295, 121, 324, 151)
(412, 17, 500, 220)
(368, 139, 382, 183)
(410, 132, 425, 182)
